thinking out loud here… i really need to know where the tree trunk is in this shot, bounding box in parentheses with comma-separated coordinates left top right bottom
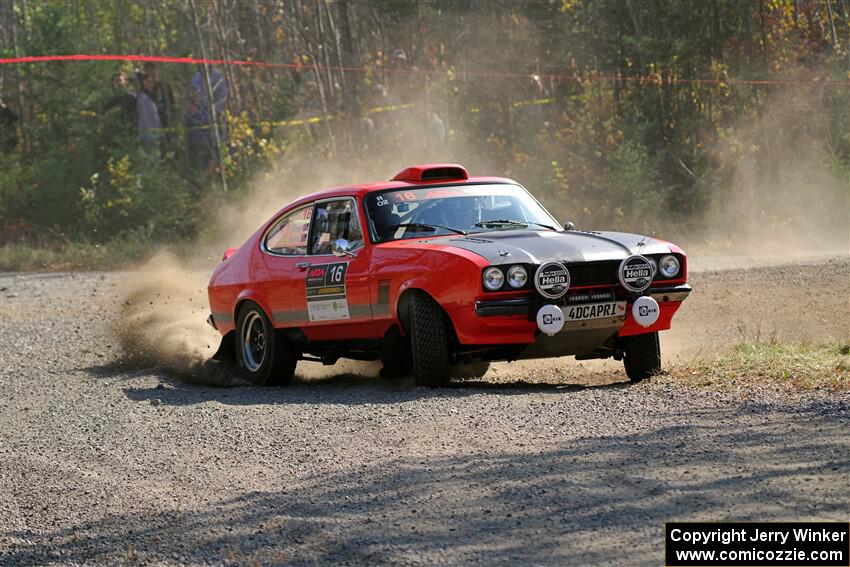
(211, 0, 241, 114)
(625, 0, 641, 36)
(336, 0, 361, 154)
(758, 0, 768, 66)
(825, 0, 838, 48)
(843, 0, 850, 71)
(189, 0, 229, 193)
(11, 0, 28, 151)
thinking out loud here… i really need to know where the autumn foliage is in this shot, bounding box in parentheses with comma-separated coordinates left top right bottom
(0, 1, 848, 256)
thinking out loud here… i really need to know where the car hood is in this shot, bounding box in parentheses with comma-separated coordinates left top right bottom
(411, 229, 673, 265)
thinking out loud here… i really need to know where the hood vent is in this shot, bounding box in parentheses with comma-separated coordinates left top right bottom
(451, 236, 494, 243)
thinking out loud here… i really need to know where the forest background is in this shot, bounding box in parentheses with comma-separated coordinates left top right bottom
(1, 0, 848, 269)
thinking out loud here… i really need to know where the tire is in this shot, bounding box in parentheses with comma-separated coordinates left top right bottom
(452, 361, 490, 379)
(621, 331, 661, 382)
(235, 302, 297, 386)
(409, 292, 451, 387)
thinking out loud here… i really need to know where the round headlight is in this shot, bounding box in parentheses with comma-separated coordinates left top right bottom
(647, 257, 658, 273)
(483, 267, 505, 291)
(506, 265, 528, 288)
(659, 255, 680, 278)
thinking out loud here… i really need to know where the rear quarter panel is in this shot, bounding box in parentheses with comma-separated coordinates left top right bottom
(207, 228, 265, 335)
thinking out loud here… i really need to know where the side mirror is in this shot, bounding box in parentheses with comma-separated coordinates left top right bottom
(332, 238, 355, 257)
(563, 221, 576, 231)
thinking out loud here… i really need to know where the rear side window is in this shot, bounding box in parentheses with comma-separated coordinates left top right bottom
(264, 205, 312, 255)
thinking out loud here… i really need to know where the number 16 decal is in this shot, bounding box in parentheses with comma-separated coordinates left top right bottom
(329, 264, 345, 284)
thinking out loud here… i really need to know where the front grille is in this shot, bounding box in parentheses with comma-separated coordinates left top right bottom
(564, 291, 616, 304)
(564, 260, 621, 287)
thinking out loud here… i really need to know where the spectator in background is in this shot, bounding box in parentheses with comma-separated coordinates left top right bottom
(105, 72, 137, 122)
(137, 72, 161, 154)
(185, 67, 228, 171)
(0, 100, 18, 152)
(142, 62, 174, 135)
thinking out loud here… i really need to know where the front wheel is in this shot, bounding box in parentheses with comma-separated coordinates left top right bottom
(410, 292, 451, 387)
(620, 331, 661, 382)
(235, 302, 297, 386)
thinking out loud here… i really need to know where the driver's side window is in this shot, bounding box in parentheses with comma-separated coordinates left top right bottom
(264, 205, 312, 255)
(309, 198, 363, 255)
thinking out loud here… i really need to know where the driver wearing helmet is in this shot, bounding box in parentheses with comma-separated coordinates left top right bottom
(371, 200, 401, 242)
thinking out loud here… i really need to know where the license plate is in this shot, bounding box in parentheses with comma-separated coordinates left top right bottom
(564, 301, 626, 321)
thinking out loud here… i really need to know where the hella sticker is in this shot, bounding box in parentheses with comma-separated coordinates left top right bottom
(534, 261, 570, 299)
(619, 255, 655, 292)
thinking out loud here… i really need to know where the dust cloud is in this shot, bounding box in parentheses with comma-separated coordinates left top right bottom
(113, 248, 384, 384)
(111, 252, 237, 385)
(686, 84, 849, 260)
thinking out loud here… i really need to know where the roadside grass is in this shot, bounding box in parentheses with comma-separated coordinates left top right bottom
(0, 241, 156, 272)
(668, 340, 850, 390)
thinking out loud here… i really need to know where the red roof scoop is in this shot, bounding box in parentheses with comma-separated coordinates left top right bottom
(392, 163, 469, 183)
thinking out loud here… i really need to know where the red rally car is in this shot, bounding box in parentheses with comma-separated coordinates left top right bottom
(207, 164, 691, 387)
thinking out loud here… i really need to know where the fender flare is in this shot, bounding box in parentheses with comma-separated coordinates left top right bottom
(394, 278, 460, 337)
(233, 289, 275, 325)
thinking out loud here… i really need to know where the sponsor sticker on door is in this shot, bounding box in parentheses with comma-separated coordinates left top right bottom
(306, 262, 350, 321)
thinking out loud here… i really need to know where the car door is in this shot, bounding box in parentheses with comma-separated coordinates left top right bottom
(256, 203, 313, 326)
(297, 197, 378, 341)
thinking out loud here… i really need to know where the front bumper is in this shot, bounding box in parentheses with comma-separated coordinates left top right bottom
(474, 285, 691, 317)
(619, 284, 691, 337)
(453, 284, 691, 345)
(646, 284, 692, 303)
(474, 297, 533, 317)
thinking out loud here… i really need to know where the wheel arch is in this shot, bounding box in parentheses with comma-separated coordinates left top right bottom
(395, 287, 417, 335)
(395, 287, 458, 342)
(233, 291, 274, 327)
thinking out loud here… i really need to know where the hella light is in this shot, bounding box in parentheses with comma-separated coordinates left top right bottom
(507, 265, 528, 288)
(483, 267, 505, 291)
(659, 255, 681, 278)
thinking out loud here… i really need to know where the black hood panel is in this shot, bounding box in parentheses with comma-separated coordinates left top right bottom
(417, 230, 673, 265)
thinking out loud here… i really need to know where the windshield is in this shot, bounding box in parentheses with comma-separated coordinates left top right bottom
(365, 183, 560, 243)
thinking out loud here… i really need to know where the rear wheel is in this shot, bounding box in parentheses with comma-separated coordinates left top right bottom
(621, 331, 661, 382)
(410, 292, 451, 387)
(236, 302, 296, 386)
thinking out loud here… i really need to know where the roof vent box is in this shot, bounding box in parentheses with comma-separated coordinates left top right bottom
(392, 163, 469, 183)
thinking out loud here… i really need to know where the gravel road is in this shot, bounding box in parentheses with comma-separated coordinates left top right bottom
(1, 256, 848, 565)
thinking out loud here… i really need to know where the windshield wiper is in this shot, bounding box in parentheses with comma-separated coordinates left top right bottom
(391, 222, 467, 235)
(474, 219, 558, 231)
